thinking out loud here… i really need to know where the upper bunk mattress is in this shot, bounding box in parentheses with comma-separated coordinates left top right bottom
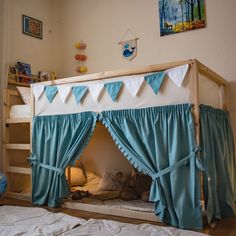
(10, 104, 30, 119)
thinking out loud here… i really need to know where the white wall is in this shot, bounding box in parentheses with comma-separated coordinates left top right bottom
(57, 0, 236, 81)
(6, 0, 236, 85)
(56, 0, 236, 178)
(7, 0, 62, 75)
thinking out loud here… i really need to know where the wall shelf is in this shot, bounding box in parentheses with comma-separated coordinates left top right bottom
(8, 72, 44, 87)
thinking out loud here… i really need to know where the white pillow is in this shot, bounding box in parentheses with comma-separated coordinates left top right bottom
(98, 170, 130, 191)
(17, 86, 31, 104)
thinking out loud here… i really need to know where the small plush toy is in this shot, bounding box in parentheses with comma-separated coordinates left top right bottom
(0, 172, 7, 198)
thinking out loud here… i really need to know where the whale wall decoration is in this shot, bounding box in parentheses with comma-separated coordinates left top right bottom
(120, 39, 137, 61)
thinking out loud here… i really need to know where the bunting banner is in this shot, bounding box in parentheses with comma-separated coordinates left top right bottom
(45, 86, 58, 103)
(58, 86, 72, 103)
(88, 83, 104, 101)
(144, 72, 165, 94)
(32, 85, 45, 100)
(104, 81, 123, 102)
(166, 64, 189, 87)
(123, 76, 143, 96)
(35, 64, 190, 104)
(72, 86, 88, 104)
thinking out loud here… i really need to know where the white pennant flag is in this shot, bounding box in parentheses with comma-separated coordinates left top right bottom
(58, 86, 72, 103)
(166, 64, 189, 87)
(88, 83, 104, 101)
(123, 76, 144, 96)
(32, 85, 45, 100)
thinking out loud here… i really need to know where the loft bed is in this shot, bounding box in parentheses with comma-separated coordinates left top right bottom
(29, 59, 235, 230)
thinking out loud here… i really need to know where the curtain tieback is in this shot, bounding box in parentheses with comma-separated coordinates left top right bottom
(28, 154, 64, 175)
(38, 163, 64, 175)
(149, 148, 199, 208)
(151, 150, 196, 181)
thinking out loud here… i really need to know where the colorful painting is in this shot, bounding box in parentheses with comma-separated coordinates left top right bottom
(22, 15, 43, 39)
(158, 0, 205, 36)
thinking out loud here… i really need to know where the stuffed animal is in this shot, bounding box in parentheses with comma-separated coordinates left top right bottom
(120, 168, 151, 201)
(0, 172, 7, 198)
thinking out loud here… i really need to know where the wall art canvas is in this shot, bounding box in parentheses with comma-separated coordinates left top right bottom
(158, 0, 206, 36)
(22, 15, 43, 39)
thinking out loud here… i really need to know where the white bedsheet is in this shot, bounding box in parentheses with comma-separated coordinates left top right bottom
(0, 205, 208, 236)
(0, 206, 85, 236)
(62, 219, 208, 236)
(10, 104, 30, 119)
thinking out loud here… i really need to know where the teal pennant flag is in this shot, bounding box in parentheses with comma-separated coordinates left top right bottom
(45, 86, 58, 103)
(144, 72, 165, 94)
(104, 81, 123, 102)
(72, 86, 88, 104)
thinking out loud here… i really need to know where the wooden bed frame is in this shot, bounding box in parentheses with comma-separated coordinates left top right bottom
(3, 59, 229, 220)
(29, 59, 229, 221)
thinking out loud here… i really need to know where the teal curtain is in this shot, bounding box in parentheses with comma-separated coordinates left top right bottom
(29, 112, 97, 207)
(200, 105, 236, 224)
(100, 104, 202, 229)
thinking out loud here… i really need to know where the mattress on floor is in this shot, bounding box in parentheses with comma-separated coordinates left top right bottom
(74, 195, 155, 213)
(10, 104, 30, 119)
(70, 170, 154, 213)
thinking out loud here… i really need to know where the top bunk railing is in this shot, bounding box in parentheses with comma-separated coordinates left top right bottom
(34, 59, 227, 87)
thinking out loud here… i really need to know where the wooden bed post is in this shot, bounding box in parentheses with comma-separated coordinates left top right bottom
(219, 84, 229, 111)
(189, 61, 204, 201)
(30, 85, 35, 152)
(189, 61, 200, 146)
(2, 89, 9, 177)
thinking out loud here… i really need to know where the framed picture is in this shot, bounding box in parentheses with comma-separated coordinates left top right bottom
(14, 62, 32, 83)
(22, 15, 43, 39)
(15, 61, 31, 76)
(159, 0, 206, 36)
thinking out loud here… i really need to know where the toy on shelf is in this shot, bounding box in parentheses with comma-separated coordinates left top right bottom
(50, 72, 57, 80)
